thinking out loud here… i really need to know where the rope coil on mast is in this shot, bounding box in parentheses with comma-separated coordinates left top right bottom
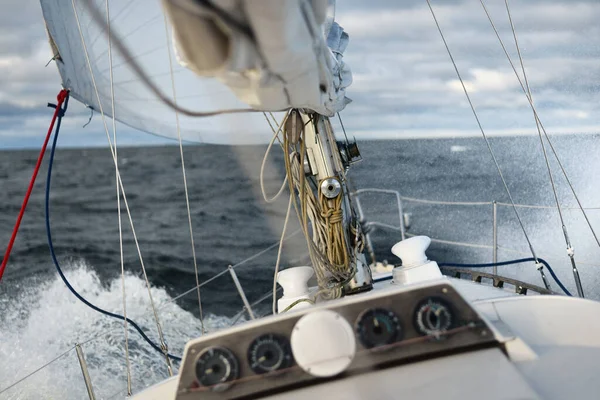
(281, 110, 359, 300)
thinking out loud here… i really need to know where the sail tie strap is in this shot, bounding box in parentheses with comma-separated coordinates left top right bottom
(0, 89, 69, 282)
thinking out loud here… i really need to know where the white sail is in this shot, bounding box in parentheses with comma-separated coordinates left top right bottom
(39, 0, 351, 143)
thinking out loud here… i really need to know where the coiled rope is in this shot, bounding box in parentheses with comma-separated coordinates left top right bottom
(282, 112, 355, 299)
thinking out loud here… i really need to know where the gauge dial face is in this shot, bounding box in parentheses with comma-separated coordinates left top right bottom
(195, 346, 239, 390)
(248, 334, 293, 374)
(414, 297, 453, 338)
(355, 308, 402, 349)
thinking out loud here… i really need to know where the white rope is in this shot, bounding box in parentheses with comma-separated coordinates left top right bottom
(71, 0, 173, 376)
(273, 194, 294, 314)
(260, 111, 289, 203)
(162, 13, 206, 335)
(283, 115, 352, 293)
(106, 0, 132, 394)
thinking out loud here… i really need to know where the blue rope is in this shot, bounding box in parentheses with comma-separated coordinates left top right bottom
(439, 257, 572, 296)
(44, 93, 182, 361)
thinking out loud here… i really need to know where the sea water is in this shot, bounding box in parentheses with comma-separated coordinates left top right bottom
(2, 137, 600, 398)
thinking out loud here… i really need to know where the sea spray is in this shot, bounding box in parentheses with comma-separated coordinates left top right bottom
(0, 261, 235, 399)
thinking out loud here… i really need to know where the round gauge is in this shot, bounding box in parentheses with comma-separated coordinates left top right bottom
(414, 297, 453, 338)
(195, 346, 240, 390)
(247, 334, 293, 374)
(355, 308, 402, 349)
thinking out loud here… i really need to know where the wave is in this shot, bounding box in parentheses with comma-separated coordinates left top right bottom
(0, 261, 234, 400)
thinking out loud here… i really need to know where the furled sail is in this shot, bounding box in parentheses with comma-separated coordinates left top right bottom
(39, 0, 352, 143)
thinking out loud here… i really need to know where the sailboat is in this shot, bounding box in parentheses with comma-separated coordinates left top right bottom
(2, 0, 600, 399)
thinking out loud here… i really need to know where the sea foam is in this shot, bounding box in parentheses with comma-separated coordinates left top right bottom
(0, 261, 232, 399)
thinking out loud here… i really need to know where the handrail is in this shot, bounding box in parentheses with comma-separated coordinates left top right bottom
(398, 194, 600, 210)
(442, 267, 553, 295)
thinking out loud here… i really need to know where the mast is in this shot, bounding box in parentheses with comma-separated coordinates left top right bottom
(283, 110, 371, 298)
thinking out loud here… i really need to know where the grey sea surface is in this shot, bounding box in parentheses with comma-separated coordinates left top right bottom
(1, 136, 600, 398)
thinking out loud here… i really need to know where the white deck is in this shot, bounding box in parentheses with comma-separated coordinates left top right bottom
(134, 276, 600, 399)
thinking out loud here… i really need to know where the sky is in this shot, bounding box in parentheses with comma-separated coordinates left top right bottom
(1, 0, 600, 149)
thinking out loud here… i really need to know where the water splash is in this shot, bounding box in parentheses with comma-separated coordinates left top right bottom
(0, 261, 234, 399)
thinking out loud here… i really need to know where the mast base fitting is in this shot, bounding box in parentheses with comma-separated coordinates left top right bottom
(344, 255, 373, 295)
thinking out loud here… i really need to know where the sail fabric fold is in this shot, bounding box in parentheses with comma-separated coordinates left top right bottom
(164, 0, 353, 116)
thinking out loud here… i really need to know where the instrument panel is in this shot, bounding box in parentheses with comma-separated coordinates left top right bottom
(175, 280, 498, 399)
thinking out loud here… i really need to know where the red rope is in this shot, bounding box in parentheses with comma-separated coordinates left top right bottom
(0, 89, 69, 281)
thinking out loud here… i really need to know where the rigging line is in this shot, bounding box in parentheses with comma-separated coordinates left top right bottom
(163, 13, 206, 335)
(0, 346, 75, 395)
(82, 106, 94, 128)
(477, 0, 600, 250)
(160, 269, 229, 308)
(78, 0, 263, 118)
(0, 89, 68, 281)
(337, 112, 351, 145)
(424, 0, 542, 269)
(273, 194, 294, 315)
(232, 287, 283, 326)
(268, 112, 283, 141)
(44, 93, 181, 362)
(261, 111, 290, 203)
(106, 0, 132, 395)
(502, 0, 570, 283)
(72, 0, 175, 374)
(160, 228, 303, 308)
(480, 0, 587, 296)
(266, 111, 284, 145)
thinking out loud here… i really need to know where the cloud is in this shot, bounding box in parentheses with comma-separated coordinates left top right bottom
(335, 0, 600, 138)
(1, 0, 600, 148)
